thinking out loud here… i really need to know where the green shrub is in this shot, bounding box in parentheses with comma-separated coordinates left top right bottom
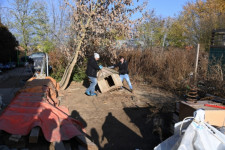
(49, 50, 68, 82)
(50, 66, 65, 82)
(72, 58, 87, 82)
(72, 66, 87, 82)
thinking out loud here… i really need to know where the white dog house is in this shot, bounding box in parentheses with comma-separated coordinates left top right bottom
(97, 67, 123, 93)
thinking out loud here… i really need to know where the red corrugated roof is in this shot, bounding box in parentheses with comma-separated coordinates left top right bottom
(0, 77, 83, 142)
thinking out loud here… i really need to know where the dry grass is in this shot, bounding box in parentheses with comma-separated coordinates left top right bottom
(120, 47, 225, 97)
(49, 46, 225, 97)
(49, 50, 68, 81)
(119, 47, 215, 96)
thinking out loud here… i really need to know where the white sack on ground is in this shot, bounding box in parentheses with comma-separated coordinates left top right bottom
(154, 109, 225, 150)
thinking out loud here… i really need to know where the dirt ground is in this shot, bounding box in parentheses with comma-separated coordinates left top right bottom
(60, 81, 179, 150)
(0, 68, 180, 150)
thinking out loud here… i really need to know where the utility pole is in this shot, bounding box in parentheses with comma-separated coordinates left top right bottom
(194, 44, 200, 85)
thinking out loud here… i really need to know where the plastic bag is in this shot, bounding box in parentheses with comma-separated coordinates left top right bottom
(154, 109, 225, 150)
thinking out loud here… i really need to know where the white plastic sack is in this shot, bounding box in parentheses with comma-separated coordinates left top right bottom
(154, 109, 225, 150)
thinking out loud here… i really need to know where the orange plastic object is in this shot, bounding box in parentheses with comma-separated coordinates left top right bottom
(0, 92, 82, 142)
(204, 104, 225, 109)
(19, 78, 59, 106)
(45, 76, 60, 91)
(0, 77, 83, 142)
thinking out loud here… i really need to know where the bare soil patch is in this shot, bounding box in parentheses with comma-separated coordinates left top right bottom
(60, 81, 179, 150)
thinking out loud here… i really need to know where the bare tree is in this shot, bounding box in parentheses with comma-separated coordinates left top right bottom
(59, 0, 146, 89)
(2, 0, 50, 54)
(9, 0, 32, 52)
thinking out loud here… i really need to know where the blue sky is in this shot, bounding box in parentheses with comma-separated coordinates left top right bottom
(132, 0, 191, 19)
(1, 0, 191, 18)
(148, 0, 191, 17)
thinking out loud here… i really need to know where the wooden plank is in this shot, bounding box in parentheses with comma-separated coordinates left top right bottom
(111, 74, 123, 87)
(9, 134, 22, 142)
(97, 67, 118, 80)
(75, 135, 98, 150)
(50, 141, 66, 150)
(179, 102, 196, 121)
(104, 67, 119, 74)
(6, 135, 26, 148)
(29, 127, 40, 143)
(98, 79, 109, 93)
(180, 101, 225, 127)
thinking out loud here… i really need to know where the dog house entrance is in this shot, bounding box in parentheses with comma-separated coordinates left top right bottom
(105, 76, 115, 87)
(97, 68, 123, 93)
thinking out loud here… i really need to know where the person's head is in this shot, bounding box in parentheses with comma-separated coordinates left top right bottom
(119, 56, 124, 63)
(94, 53, 100, 61)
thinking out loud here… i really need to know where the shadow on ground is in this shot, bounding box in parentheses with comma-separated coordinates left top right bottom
(89, 107, 174, 150)
(71, 110, 87, 128)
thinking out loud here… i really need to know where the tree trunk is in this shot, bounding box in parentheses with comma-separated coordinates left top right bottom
(59, 20, 89, 90)
(59, 6, 93, 90)
(59, 38, 83, 90)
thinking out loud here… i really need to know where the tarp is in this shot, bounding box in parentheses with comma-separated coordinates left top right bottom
(0, 92, 82, 142)
(19, 78, 59, 106)
(0, 77, 83, 142)
(27, 76, 60, 91)
(154, 109, 225, 150)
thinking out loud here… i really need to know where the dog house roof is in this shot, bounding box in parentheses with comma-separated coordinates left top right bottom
(97, 67, 119, 80)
